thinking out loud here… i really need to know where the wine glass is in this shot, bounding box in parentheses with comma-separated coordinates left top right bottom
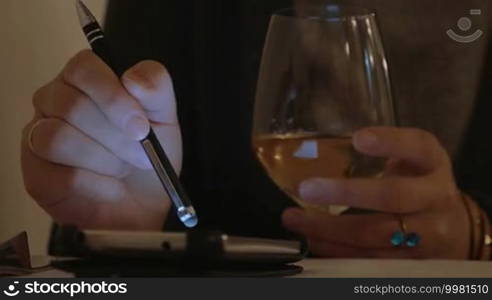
(252, 5, 396, 214)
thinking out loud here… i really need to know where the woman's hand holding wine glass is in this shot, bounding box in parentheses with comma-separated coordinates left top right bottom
(282, 126, 469, 259)
(253, 5, 471, 258)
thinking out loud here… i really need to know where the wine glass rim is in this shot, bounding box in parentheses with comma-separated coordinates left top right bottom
(274, 5, 376, 22)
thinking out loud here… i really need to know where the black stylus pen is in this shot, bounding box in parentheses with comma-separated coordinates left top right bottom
(75, 0, 198, 228)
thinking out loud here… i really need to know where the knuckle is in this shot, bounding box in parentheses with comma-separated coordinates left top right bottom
(53, 88, 91, 122)
(103, 89, 128, 116)
(63, 49, 95, 84)
(412, 128, 440, 151)
(409, 128, 446, 166)
(34, 119, 70, 158)
(114, 162, 132, 179)
(32, 83, 52, 110)
(32, 81, 92, 126)
(125, 60, 172, 92)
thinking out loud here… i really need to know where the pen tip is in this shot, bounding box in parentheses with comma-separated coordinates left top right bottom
(178, 207, 199, 228)
(75, 0, 96, 27)
(183, 215, 199, 228)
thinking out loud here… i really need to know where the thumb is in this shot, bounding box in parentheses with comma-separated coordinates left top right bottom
(121, 60, 178, 125)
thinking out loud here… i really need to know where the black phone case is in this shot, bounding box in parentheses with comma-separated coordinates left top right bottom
(51, 258, 303, 278)
(48, 225, 306, 277)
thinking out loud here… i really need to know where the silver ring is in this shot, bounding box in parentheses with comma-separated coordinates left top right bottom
(27, 119, 45, 152)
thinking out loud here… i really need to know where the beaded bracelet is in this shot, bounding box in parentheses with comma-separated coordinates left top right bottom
(462, 194, 491, 260)
(461, 193, 479, 260)
(478, 208, 491, 260)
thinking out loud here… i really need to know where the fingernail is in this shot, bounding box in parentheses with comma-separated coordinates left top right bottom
(123, 66, 154, 92)
(354, 130, 378, 149)
(299, 178, 332, 203)
(126, 115, 150, 141)
(282, 209, 306, 228)
(124, 71, 143, 89)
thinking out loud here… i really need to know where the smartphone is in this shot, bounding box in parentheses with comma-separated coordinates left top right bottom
(49, 227, 306, 265)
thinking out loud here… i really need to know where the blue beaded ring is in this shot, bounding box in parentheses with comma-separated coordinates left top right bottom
(391, 231, 405, 247)
(391, 216, 421, 248)
(405, 233, 421, 248)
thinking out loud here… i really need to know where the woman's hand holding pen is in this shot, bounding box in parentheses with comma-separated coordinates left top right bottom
(21, 50, 182, 230)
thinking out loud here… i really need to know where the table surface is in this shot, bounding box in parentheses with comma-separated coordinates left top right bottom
(19, 258, 492, 278)
(297, 259, 492, 278)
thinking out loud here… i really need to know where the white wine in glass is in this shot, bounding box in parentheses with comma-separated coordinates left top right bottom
(253, 5, 395, 214)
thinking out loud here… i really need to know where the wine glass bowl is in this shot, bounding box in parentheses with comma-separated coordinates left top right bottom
(253, 5, 396, 214)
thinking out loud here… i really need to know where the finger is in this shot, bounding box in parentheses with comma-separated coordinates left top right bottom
(307, 239, 422, 259)
(21, 127, 165, 230)
(28, 118, 132, 178)
(282, 208, 398, 249)
(282, 208, 432, 258)
(299, 177, 438, 213)
(121, 61, 183, 172)
(33, 80, 152, 169)
(353, 127, 447, 173)
(122, 60, 178, 124)
(22, 121, 125, 210)
(62, 50, 149, 140)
